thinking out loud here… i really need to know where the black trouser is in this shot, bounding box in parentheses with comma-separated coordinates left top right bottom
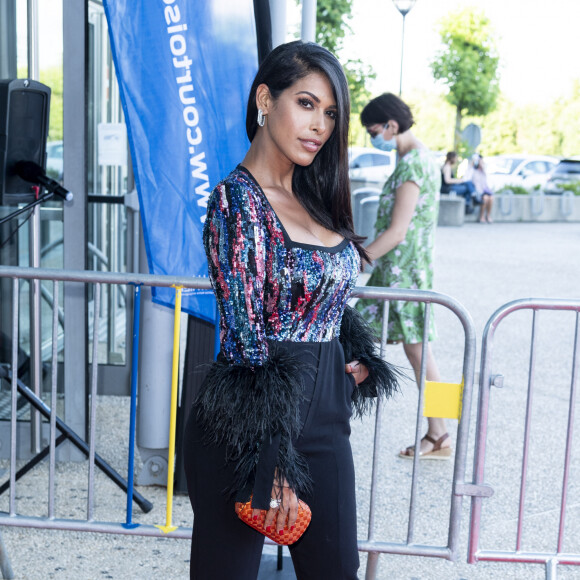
(183, 339, 360, 579)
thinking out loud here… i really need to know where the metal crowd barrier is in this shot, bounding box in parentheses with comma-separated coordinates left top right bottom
(469, 298, 580, 580)
(0, 267, 208, 549)
(0, 266, 476, 579)
(350, 286, 477, 579)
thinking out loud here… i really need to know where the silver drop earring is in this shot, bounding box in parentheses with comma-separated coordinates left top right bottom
(257, 108, 265, 127)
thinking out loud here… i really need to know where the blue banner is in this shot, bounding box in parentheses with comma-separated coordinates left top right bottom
(103, 0, 258, 322)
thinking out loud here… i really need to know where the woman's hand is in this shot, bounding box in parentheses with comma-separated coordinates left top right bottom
(345, 360, 369, 384)
(253, 476, 299, 535)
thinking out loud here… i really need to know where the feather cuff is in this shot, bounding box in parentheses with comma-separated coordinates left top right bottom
(339, 305, 401, 416)
(194, 346, 311, 508)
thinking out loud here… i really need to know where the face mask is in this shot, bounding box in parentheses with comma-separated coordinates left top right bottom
(370, 125, 397, 151)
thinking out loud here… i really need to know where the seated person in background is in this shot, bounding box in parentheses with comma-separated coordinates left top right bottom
(440, 151, 476, 214)
(465, 153, 494, 223)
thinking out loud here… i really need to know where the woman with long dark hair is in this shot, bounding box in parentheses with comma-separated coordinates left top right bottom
(183, 41, 398, 579)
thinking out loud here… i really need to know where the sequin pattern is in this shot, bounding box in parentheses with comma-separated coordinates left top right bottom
(203, 166, 361, 367)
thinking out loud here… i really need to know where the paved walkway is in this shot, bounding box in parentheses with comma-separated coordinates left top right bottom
(0, 222, 579, 579)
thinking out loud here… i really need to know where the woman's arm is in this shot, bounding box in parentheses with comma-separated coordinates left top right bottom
(198, 178, 310, 511)
(365, 180, 420, 262)
(204, 180, 268, 366)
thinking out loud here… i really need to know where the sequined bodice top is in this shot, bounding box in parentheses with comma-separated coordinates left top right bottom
(203, 166, 361, 367)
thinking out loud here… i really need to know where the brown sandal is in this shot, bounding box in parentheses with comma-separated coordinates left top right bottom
(399, 433, 452, 460)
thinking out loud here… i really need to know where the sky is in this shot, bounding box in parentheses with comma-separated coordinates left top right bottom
(290, 0, 580, 105)
(26, 0, 580, 106)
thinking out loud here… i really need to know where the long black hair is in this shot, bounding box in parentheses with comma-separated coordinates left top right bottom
(246, 41, 368, 261)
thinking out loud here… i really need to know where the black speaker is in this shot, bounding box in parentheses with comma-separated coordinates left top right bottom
(0, 79, 51, 205)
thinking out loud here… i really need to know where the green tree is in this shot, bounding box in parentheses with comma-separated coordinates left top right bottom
(473, 82, 580, 158)
(406, 89, 455, 153)
(430, 7, 500, 150)
(554, 80, 580, 156)
(40, 67, 64, 142)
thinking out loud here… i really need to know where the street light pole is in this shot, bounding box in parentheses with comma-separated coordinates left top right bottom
(301, 0, 317, 42)
(398, 11, 407, 96)
(392, 0, 417, 96)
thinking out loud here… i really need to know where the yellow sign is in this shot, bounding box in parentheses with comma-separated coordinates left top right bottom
(423, 378, 464, 420)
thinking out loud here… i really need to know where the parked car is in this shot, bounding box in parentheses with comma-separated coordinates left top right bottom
(544, 158, 580, 194)
(484, 154, 558, 192)
(349, 146, 396, 189)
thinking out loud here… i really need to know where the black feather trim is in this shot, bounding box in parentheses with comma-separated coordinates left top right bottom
(339, 305, 401, 417)
(193, 346, 311, 507)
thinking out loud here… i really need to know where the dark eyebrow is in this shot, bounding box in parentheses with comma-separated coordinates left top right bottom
(295, 91, 337, 109)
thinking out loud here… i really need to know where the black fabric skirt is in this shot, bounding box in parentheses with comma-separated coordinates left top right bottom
(183, 338, 360, 580)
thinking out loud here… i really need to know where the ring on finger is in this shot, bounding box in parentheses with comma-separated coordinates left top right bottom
(269, 497, 281, 510)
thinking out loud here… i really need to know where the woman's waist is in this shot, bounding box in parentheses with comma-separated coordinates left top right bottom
(267, 336, 340, 351)
(214, 338, 344, 372)
(226, 336, 340, 355)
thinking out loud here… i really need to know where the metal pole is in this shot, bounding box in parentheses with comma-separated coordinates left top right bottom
(446, 305, 477, 561)
(516, 310, 539, 551)
(9, 279, 19, 516)
(87, 283, 101, 521)
(0, 533, 14, 580)
(268, 0, 287, 48)
(399, 13, 406, 96)
(48, 280, 59, 518)
(301, 0, 317, 42)
(365, 300, 390, 580)
(125, 284, 142, 528)
(557, 312, 579, 553)
(407, 301, 431, 544)
(27, 0, 42, 454)
(136, 226, 173, 486)
(468, 317, 495, 563)
(63, 0, 88, 461)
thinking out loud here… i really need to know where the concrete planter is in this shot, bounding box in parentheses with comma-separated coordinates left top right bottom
(437, 195, 465, 227)
(466, 191, 580, 223)
(439, 192, 580, 226)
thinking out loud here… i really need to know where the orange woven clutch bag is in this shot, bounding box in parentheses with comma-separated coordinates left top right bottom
(235, 497, 312, 545)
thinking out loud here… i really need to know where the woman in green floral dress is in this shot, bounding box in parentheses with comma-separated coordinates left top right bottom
(355, 93, 452, 459)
